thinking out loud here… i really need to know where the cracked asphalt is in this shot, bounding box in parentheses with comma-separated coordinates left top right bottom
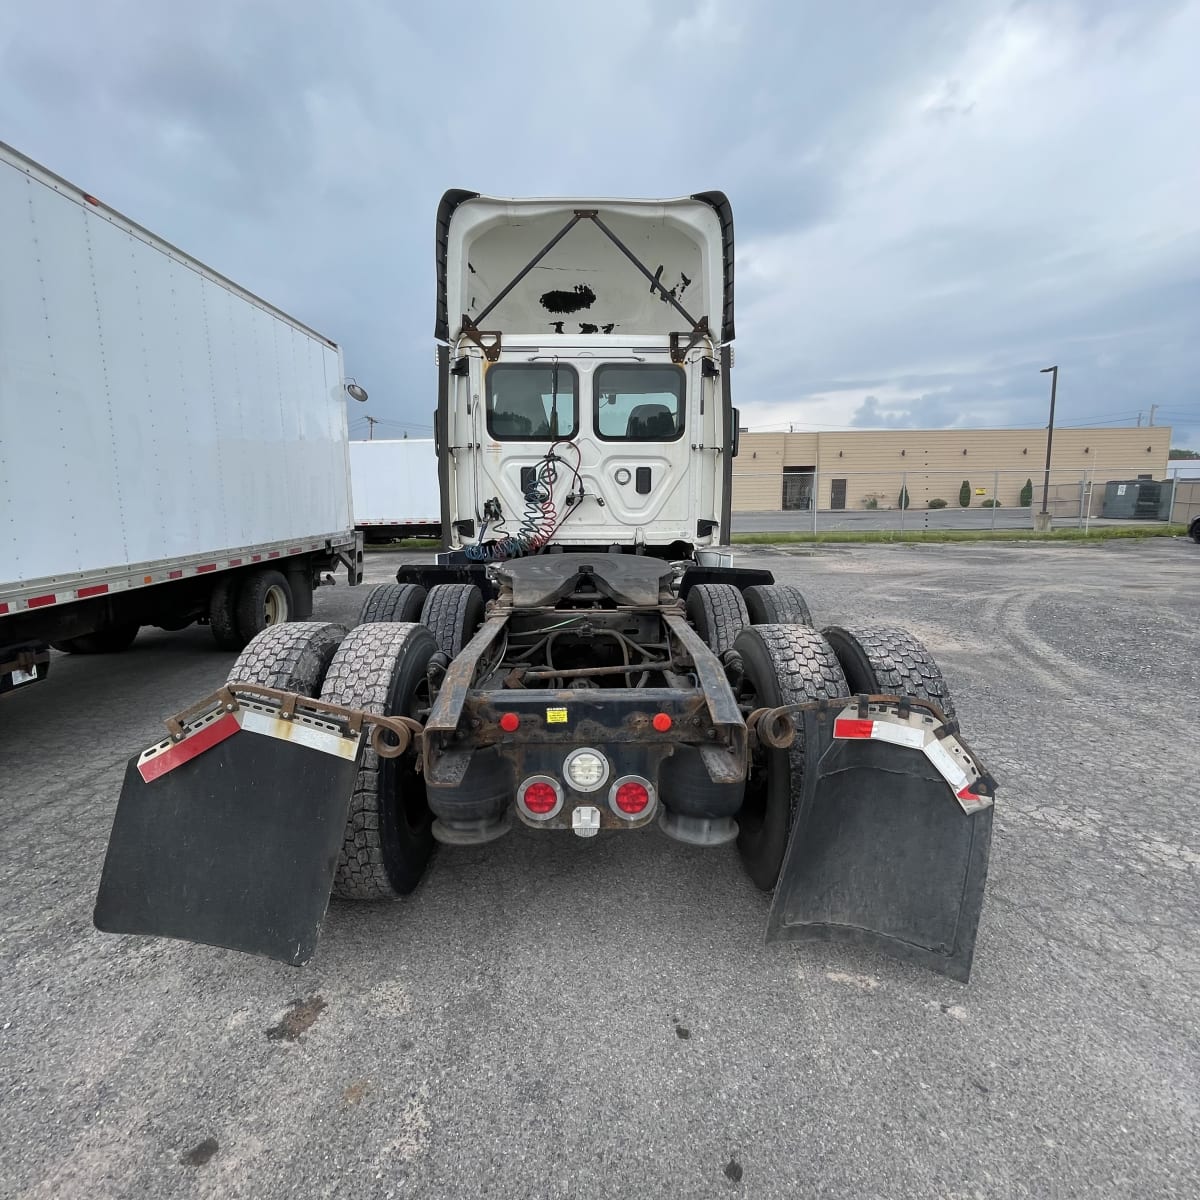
(2, 539, 1197, 1199)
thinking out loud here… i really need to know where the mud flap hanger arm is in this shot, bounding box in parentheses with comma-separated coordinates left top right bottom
(165, 682, 424, 760)
(459, 209, 709, 364)
(747, 694, 998, 811)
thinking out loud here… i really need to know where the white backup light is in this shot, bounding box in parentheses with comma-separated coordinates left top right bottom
(563, 748, 609, 792)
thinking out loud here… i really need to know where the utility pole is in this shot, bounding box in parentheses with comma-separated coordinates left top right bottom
(1038, 365, 1058, 522)
(364, 415, 379, 440)
(1137, 411, 1142, 427)
(1149, 404, 1158, 427)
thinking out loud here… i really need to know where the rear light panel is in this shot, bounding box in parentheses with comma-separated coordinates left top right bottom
(517, 775, 564, 821)
(608, 775, 656, 821)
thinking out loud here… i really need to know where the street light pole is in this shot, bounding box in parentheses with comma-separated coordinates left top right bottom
(1039, 366, 1058, 517)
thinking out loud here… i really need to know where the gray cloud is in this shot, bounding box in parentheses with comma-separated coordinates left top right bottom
(2, 0, 1196, 446)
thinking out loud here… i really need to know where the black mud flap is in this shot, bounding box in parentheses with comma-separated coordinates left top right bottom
(94, 712, 362, 966)
(766, 705, 994, 982)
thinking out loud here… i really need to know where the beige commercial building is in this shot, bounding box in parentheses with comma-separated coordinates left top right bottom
(732, 426, 1173, 513)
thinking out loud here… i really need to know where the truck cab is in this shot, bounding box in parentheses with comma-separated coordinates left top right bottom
(434, 193, 737, 559)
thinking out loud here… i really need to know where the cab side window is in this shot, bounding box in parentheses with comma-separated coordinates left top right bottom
(594, 364, 685, 441)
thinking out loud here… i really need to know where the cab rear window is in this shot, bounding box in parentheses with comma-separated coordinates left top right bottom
(486, 364, 578, 441)
(594, 364, 684, 441)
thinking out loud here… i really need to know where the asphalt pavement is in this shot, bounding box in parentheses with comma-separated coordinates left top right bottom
(2, 540, 1198, 1198)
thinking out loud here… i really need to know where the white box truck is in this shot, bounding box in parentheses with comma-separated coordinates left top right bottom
(0, 141, 364, 695)
(349, 439, 441, 541)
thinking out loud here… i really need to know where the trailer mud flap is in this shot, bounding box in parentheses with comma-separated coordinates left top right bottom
(94, 710, 363, 966)
(766, 704, 994, 982)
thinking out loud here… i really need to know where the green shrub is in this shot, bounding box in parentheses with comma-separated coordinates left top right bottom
(981, 499, 1001, 508)
(1020, 478, 1034, 507)
(959, 480, 971, 507)
(928, 498, 948, 509)
(864, 497, 879, 510)
(898, 486, 910, 510)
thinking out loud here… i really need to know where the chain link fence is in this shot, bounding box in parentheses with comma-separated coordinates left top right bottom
(731, 466, 1177, 532)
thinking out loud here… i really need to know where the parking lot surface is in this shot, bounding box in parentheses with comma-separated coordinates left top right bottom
(2, 539, 1197, 1199)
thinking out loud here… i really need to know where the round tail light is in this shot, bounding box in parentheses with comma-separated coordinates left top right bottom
(608, 775, 655, 820)
(517, 775, 563, 820)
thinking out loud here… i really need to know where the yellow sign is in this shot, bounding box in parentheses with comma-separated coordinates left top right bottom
(546, 707, 568, 724)
(975, 488, 987, 495)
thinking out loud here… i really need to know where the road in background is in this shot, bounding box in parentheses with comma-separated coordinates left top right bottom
(2, 541, 1198, 1198)
(731, 509, 1155, 532)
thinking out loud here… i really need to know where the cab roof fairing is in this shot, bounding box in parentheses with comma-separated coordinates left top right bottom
(434, 192, 734, 347)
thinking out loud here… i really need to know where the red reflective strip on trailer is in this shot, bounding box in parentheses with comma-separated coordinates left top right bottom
(251, 555, 262, 562)
(0, 603, 9, 615)
(137, 713, 240, 783)
(833, 718, 875, 740)
(267, 551, 280, 559)
(28, 594, 57, 608)
(288, 547, 301, 555)
(229, 558, 242, 567)
(77, 584, 109, 598)
(169, 570, 183, 580)
(196, 564, 217, 573)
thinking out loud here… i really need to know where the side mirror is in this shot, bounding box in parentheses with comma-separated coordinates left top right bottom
(731, 407, 741, 458)
(346, 382, 368, 403)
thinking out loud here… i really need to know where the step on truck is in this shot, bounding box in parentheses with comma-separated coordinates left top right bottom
(94, 191, 997, 981)
(0, 141, 364, 698)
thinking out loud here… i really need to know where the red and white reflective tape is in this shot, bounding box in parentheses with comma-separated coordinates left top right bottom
(137, 704, 360, 783)
(1, 539, 338, 616)
(833, 706, 992, 814)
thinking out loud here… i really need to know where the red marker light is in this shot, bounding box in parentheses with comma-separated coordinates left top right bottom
(614, 781, 650, 814)
(522, 781, 558, 814)
(499, 712, 520, 732)
(652, 712, 672, 732)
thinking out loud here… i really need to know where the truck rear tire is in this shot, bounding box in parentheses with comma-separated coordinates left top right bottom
(732, 624, 849, 891)
(50, 623, 140, 655)
(420, 584, 484, 656)
(235, 570, 293, 646)
(822, 625, 956, 720)
(208, 575, 243, 650)
(744, 583, 813, 627)
(320, 622, 437, 900)
(227, 621, 347, 696)
(686, 583, 749, 655)
(358, 582, 427, 625)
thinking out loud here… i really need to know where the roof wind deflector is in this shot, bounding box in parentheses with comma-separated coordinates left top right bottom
(692, 191, 735, 343)
(435, 189, 480, 342)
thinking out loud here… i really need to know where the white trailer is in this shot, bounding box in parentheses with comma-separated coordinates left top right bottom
(350, 439, 442, 541)
(0, 141, 364, 694)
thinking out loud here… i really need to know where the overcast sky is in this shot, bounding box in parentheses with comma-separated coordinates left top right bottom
(3, 0, 1197, 448)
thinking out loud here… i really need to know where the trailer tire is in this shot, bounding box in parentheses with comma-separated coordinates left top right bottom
(420, 584, 484, 656)
(208, 575, 243, 650)
(50, 623, 140, 655)
(358, 582, 427, 625)
(744, 583, 813, 627)
(321, 622, 437, 900)
(733, 624, 849, 891)
(227, 621, 347, 696)
(235, 570, 293, 645)
(686, 583, 749, 655)
(822, 625, 956, 720)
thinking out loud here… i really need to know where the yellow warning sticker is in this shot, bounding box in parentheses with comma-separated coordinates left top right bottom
(546, 707, 568, 724)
